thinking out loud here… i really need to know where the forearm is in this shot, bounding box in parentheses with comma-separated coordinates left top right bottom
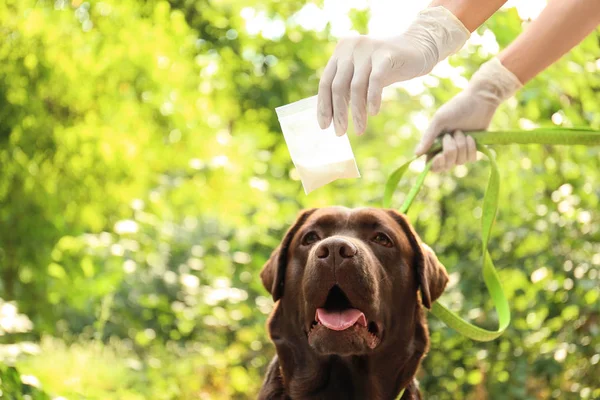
(499, 0, 600, 84)
(428, 0, 507, 32)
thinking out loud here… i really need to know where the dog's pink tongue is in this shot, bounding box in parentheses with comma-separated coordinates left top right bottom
(316, 308, 367, 331)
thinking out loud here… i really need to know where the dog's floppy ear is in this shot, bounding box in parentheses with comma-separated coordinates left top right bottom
(417, 243, 448, 309)
(260, 209, 316, 301)
(387, 210, 449, 309)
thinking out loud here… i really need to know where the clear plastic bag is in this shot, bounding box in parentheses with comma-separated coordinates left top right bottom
(276, 96, 360, 194)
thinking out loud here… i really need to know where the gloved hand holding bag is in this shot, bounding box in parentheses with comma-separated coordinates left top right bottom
(317, 6, 470, 136)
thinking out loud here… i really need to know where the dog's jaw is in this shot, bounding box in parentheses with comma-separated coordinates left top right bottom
(264, 299, 429, 400)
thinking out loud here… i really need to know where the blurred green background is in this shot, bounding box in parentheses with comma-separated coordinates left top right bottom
(0, 0, 599, 399)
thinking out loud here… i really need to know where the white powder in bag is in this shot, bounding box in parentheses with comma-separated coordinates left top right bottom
(275, 96, 360, 194)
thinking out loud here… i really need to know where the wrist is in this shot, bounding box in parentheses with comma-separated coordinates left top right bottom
(402, 6, 470, 69)
(467, 58, 523, 104)
(428, 0, 508, 32)
(498, 50, 534, 84)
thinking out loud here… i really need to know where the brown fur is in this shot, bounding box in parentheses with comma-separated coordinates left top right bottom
(259, 207, 448, 400)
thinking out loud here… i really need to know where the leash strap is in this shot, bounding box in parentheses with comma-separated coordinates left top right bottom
(383, 128, 600, 342)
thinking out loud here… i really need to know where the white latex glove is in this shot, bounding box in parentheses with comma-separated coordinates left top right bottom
(317, 6, 469, 136)
(415, 57, 523, 172)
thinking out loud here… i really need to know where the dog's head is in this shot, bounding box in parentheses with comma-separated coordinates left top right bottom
(261, 207, 448, 356)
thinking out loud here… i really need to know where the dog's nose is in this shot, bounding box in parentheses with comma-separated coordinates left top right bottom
(316, 237, 357, 260)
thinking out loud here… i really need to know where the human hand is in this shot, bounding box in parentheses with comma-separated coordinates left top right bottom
(415, 58, 523, 172)
(317, 6, 469, 136)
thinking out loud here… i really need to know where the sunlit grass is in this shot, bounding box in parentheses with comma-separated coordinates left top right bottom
(17, 337, 145, 400)
(15, 337, 250, 400)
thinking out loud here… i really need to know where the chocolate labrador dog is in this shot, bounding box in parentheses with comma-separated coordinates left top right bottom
(258, 207, 448, 400)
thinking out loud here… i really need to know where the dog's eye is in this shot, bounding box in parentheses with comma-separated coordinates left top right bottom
(372, 232, 393, 247)
(302, 231, 321, 246)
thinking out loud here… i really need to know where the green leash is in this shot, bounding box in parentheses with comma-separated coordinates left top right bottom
(384, 128, 600, 343)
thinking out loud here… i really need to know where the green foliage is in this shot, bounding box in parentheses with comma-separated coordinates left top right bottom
(0, 366, 51, 400)
(0, 301, 50, 399)
(0, 0, 599, 399)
